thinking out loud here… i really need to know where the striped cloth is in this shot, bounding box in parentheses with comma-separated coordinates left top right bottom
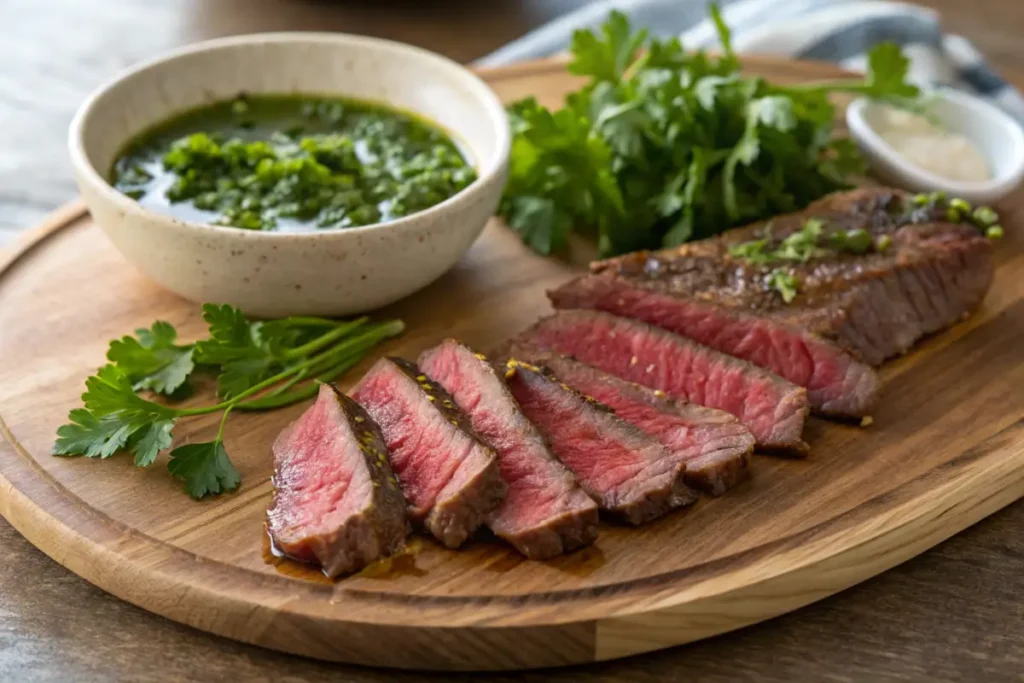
(477, 0, 1024, 125)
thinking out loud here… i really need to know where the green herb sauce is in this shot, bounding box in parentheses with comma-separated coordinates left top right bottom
(111, 94, 476, 232)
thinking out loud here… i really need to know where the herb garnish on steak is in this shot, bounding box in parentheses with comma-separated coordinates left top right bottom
(419, 340, 598, 559)
(267, 384, 408, 577)
(352, 357, 506, 548)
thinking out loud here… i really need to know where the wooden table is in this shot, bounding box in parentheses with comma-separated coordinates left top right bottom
(1, 1, 1022, 681)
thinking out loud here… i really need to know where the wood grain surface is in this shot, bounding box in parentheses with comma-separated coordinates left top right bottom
(1, 57, 1023, 673)
(2, 1, 1024, 681)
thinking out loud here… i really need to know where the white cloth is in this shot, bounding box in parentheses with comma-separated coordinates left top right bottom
(477, 0, 1024, 125)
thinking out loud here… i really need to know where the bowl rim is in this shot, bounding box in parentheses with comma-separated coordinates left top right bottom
(845, 90, 1024, 200)
(68, 31, 511, 241)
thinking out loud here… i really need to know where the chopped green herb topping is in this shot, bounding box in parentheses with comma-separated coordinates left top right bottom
(907, 193, 1004, 239)
(766, 268, 798, 303)
(729, 217, 881, 273)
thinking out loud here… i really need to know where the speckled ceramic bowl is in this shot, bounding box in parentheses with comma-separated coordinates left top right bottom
(69, 33, 510, 317)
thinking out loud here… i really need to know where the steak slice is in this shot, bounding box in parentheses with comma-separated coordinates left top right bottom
(352, 357, 506, 548)
(504, 359, 699, 525)
(557, 188, 994, 414)
(267, 384, 408, 577)
(419, 340, 598, 559)
(513, 310, 809, 453)
(550, 274, 879, 417)
(506, 344, 754, 495)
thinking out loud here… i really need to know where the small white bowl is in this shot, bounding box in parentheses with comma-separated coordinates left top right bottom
(70, 33, 510, 317)
(847, 89, 1024, 204)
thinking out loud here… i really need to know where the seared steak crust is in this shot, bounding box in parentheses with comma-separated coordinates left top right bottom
(268, 384, 408, 577)
(505, 359, 699, 525)
(419, 340, 598, 559)
(352, 357, 506, 548)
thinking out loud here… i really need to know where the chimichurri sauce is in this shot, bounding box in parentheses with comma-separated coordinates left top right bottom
(111, 94, 477, 232)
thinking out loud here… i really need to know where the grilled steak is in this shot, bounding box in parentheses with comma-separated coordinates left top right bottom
(554, 188, 994, 415)
(419, 340, 598, 559)
(513, 310, 809, 452)
(352, 357, 506, 548)
(506, 344, 754, 495)
(504, 359, 699, 525)
(267, 384, 408, 577)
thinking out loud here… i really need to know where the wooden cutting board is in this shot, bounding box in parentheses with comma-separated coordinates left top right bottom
(1, 57, 1023, 672)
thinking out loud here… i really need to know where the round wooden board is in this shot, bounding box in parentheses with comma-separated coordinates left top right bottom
(2, 58, 1024, 672)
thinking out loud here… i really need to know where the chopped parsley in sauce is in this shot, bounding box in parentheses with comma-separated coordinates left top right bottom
(111, 94, 476, 232)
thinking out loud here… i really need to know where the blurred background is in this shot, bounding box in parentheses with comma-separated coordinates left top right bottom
(0, 0, 1020, 247)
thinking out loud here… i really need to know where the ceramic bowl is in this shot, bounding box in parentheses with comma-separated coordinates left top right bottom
(847, 90, 1024, 204)
(69, 33, 510, 317)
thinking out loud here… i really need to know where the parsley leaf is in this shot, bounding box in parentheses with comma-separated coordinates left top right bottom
(194, 303, 280, 399)
(567, 10, 647, 82)
(864, 42, 918, 99)
(53, 365, 178, 466)
(54, 409, 140, 460)
(502, 195, 572, 254)
(107, 321, 195, 395)
(500, 97, 624, 255)
(129, 419, 176, 467)
(168, 441, 241, 499)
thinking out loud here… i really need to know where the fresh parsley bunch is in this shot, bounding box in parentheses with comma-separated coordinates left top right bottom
(53, 305, 403, 499)
(499, 5, 919, 257)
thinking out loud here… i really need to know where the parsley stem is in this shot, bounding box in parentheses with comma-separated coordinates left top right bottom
(172, 368, 299, 415)
(293, 319, 402, 373)
(280, 316, 344, 327)
(236, 351, 367, 411)
(267, 367, 308, 396)
(236, 319, 404, 410)
(172, 319, 403, 416)
(279, 316, 368, 360)
(776, 82, 901, 97)
(214, 403, 234, 443)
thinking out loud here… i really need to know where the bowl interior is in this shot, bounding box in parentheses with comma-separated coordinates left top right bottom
(76, 34, 507, 189)
(859, 94, 1024, 182)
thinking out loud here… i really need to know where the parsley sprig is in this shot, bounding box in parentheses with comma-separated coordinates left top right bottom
(53, 305, 404, 499)
(499, 5, 920, 257)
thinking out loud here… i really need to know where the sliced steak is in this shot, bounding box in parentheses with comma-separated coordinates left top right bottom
(513, 310, 809, 453)
(555, 188, 994, 415)
(507, 344, 754, 495)
(352, 357, 506, 548)
(419, 340, 598, 559)
(267, 384, 408, 577)
(504, 359, 699, 525)
(550, 274, 879, 417)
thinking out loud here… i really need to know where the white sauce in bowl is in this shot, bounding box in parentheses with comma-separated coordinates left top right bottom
(870, 104, 991, 182)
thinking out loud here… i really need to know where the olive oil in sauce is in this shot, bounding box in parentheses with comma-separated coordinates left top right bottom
(112, 94, 476, 232)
